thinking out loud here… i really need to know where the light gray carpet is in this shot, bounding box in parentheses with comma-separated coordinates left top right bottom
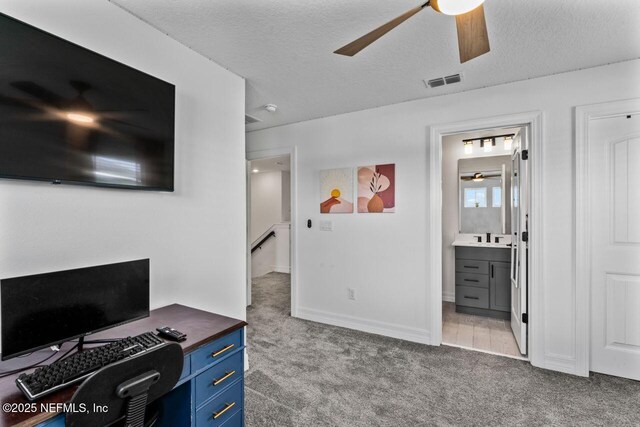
(245, 272, 640, 426)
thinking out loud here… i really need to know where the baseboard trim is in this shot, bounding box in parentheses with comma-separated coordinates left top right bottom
(273, 266, 291, 273)
(296, 306, 431, 345)
(442, 291, 455, 303)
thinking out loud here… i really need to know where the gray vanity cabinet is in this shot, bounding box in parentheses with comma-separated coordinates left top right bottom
(489, 261, 511, 312)
(455, 247, 511, 320)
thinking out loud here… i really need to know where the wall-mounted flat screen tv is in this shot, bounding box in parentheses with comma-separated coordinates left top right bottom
(0, 13, 175, 191)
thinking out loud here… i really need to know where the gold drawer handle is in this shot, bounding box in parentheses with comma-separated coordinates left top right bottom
(212, 370, 236, 386)
(213, 401, 236, 419)
(211, 344, 235, 358)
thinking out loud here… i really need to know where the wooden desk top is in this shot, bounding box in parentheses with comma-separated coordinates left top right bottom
(0, 304, 247, 427)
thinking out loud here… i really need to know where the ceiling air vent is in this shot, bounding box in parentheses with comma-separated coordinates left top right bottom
(426, 77, 445, 88)
(424, 73, 462, 89)
(444, 73, 462, 84)
(245, 114, 262, 125)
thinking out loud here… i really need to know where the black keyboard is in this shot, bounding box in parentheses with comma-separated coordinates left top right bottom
(16, 332, 164, 401)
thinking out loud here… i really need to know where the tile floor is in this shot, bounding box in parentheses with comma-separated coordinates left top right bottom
(442, 302, 523, 358)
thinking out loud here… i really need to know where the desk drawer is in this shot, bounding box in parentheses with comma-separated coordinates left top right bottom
(219, 410, 243, 427)
(192, 329, 243, 373)
(455, 272, 488, 288)
(455, 259, 489, 275)
(196, 380, 243, 427)
(456, 286, 489, 309)
(196, 351, 243, 407)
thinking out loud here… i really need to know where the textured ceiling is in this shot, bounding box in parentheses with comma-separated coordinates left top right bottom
(110, 0, 640, 131)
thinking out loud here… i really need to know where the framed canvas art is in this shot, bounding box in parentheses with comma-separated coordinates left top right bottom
(320, 168, 354, 213)
(357, 164, 395, 213)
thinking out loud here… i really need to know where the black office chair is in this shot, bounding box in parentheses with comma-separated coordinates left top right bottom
(66, 343, 183, 427)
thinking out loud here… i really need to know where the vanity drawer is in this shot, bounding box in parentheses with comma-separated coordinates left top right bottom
(196, 351, 243, 407)
(455, 272, 489, 288)
(192, 329, 243, 373)
(196, 380, 243, 427)
(455, 259, 489, 275)
(456, 286, 489, 309)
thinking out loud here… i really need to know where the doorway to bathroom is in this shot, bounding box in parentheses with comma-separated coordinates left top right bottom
(440, 126, 526, 358)
(428, 111, 542, 363)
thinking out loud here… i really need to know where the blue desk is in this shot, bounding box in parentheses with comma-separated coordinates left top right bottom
(0, 304, 246, 427)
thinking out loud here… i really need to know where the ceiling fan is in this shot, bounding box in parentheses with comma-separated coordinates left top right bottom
(334, 0, 490, 63)
(460, 172, 501, 182)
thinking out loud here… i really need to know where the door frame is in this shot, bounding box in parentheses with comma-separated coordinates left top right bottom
(574, 98, 640, 377)
(246, 146, 298, 316)
(428, 111, 543, 367)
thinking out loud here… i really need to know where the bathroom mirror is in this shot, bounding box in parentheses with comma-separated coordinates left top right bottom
(458, 156, 511, 235)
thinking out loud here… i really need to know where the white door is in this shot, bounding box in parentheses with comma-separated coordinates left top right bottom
(590, 114, 640, 380)
(510, 130, 527, 355)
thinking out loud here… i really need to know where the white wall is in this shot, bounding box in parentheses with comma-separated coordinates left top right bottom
(250, 171, 283, 242)
(0, 0, 247, 332)
(246, 60, 640, 373)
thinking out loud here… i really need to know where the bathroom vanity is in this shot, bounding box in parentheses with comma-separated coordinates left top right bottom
(454, 245, 511, 320)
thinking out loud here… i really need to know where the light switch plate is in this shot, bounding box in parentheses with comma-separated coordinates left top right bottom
(319, 220, 332, 231)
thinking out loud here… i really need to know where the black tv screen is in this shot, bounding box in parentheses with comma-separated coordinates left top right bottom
(1, 259, 150, 360)
(0, 13, 175, 191)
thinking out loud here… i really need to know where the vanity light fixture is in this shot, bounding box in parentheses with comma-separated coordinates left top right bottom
(471, 172, 484, 182)
(503, 135, 513, 151)
(464, 140, 473, 154)
(481, 138, 495, 153)
(252, 169, 259, 173)
(462, 133, 514, 155)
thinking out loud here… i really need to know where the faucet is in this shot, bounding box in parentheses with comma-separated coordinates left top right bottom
(473, 235, 482, 243)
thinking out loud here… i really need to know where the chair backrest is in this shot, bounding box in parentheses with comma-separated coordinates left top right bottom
(66, 342, 183, 427)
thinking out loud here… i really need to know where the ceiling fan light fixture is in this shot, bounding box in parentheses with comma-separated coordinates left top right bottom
(472, 172, 484, 182)
(66, 112, 95, 125)
(431, 0, 485, 16)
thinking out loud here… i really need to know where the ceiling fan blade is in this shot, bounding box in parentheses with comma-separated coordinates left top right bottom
(334, 4, 427, 56)
(0, 95, 30, 108)
(10, 81, 64, 108)
(104, 118, 152, 132)
(455, 4, 490, 63)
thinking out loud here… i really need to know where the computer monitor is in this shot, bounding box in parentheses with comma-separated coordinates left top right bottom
(0, 259, 150, 360)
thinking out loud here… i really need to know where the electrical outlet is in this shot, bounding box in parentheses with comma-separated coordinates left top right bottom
(347, 288, 355, 300)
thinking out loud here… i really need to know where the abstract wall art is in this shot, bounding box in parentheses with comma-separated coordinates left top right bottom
(319, 168, 354, 213)
(357, 164, 395, 213)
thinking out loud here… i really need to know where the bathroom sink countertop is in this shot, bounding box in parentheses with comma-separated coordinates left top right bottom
(452, 234, 512, 248)
(452, 241, 511, 248)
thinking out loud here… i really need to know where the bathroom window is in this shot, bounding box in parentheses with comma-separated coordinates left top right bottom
(492, 187, 502, 208)
(464, 188, 487, 208)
